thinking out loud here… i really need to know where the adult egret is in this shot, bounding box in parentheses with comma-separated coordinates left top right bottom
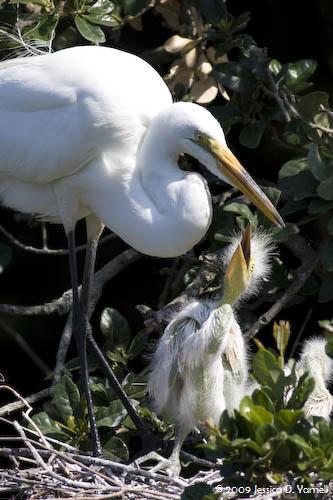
(0, 45, 284, 456)
(143, 225, 274, 476)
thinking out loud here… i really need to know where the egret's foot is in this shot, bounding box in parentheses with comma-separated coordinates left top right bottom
(134, 451, 181, 478)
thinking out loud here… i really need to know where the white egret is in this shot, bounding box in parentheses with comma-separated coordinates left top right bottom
(0, 45, 284, 456)
(143, 225, 274, 476)
(294, 338, 333, 419)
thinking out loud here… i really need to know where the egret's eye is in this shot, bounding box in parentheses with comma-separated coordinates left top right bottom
(196, 133, 203, 141)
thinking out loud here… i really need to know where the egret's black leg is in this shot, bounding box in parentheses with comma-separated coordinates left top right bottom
(67, 229, 102, 457)
(87, 331, 160, 451)
(80, 216, 158, 452)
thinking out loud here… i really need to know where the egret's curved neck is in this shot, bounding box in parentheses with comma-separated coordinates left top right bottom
(84, 108, 212, 257)
(137, 117, 186, 214)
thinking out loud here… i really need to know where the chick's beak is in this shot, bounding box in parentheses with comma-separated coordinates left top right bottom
(223, 240, 249, 305)
(209, 139, 285, 228)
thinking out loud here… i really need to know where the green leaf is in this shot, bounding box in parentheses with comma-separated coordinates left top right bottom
(273, 320, 291, 360)
(255, 423, 276, 446)
(308, 144, 332, 182)
(298, 91, 330, 121)
(239, 397, 273, 427)
(32, 412, 70, 440)
(0, 243, 12, 273)
(106, 350, 127, 365)
(278, 158, 308, 179)
(83, 14, 119, 27)
(27, 13, 59, 41)
(298, 91, 330, 141)
(214, 62, 257, 93)
(87, 0, 114, 14)
(252, 389, 275, 413)
(317, 175, 333, 200)
(100, 307, 131, 350)
(53, 375, 81, 423)
(96, 400, 127, 428)
(319, 241, 333, 271)
(287, 373, 315, 409)
(288, 433, 313, 455)
(223, 202, 254, 220)
(239, 122, 265, 149)
(252, 349, 281, 386)
(284, 60, 317, 90)
(127, 329, 149, 359)
(74, 16, 105, 43)
(103, 436, 129, 461)
(274, 409, 303, 432)
(269, 59, 282, 76)
(278, 159, 317, 200)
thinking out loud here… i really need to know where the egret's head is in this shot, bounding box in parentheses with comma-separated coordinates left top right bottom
(169, 102, 284, 228)
(221, 224, 274, 305)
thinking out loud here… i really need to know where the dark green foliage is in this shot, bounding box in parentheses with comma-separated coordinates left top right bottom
(203, 346, 333, 490)
(31, 306, 162, 457)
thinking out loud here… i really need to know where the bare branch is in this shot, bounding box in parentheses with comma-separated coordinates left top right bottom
(0, 223, 117, 255)
(0, 248, 141, 316)
(0, 388, 51, 417)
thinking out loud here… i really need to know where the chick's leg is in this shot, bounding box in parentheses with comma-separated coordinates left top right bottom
(134, 426, 189, 478)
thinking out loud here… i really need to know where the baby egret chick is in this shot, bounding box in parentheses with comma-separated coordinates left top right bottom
(137, 225, 273, 477)
(295, 337, 333, 419)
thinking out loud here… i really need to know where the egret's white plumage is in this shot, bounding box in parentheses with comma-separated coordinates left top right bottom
(0, 45, 283, 257)
(295, 337, 333, 419)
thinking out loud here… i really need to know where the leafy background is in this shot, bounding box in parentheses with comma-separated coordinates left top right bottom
(1, 0, 333, 494)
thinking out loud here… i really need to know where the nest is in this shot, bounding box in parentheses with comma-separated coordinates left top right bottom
(0, 385, 222, 499)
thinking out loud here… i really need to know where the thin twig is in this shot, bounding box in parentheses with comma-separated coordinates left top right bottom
(0, 388, 51, 416)
(52, 312, 72, 386)
(0, 223, 116, 255)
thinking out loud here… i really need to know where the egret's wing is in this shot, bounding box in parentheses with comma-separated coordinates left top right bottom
(0, 46, 172, 184)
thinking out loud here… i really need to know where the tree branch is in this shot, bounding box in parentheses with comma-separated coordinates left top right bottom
(0, 248, 141, 316)
(0, 223, 117, 255)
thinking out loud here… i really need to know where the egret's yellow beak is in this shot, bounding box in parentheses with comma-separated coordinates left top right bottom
(222, 224, 252, 305)
(193, 135, 285, 228)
